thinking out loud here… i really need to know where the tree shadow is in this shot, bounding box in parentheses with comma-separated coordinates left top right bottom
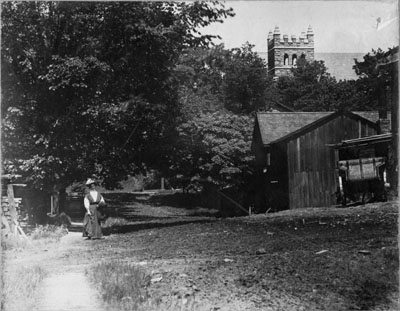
(101, 218, 215, 235)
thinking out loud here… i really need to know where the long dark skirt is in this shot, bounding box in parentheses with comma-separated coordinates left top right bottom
(82, 205, 102, 239)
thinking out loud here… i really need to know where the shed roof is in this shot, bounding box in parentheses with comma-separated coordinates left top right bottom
(256, 111, 379, 146)
(333, 133, 392, 149)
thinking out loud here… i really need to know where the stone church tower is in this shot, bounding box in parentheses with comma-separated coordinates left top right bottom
(267, 25, 314, 77)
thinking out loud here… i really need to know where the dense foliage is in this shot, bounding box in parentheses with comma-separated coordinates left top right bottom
(169, 111, 254, 189)
(353, 47, 397, 111)
(272, 48, 396, 112)
(176, 43, 269, 116)
(1, 1, 234, 190)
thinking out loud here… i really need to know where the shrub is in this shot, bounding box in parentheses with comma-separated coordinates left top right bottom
(87, 260, 150, 311)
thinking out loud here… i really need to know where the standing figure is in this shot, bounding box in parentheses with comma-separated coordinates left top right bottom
(82, 178, 105, 239)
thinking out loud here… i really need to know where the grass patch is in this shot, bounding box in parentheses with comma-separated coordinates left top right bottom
(2, 224, 68, 251)
(29, 224, 68, 241)
(186, 207, 220, 217)
(86, 260, 150, 311)
(1, 231, 29, 250)
(87, 260, 229, 311)
(1, 265, 47, 311)
(102, 217, 130, 228)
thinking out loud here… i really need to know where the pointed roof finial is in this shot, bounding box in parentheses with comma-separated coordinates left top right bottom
(274, 26, 280, 34)
(307, 25, 313, 34)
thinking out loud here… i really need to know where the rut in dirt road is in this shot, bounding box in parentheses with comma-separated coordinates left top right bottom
(35, 271, 106, 311)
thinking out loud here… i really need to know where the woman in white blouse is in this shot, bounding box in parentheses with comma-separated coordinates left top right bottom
(82, 178, 105, 239)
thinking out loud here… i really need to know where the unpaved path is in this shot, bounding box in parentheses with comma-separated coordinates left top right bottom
(32, 232, 106, 311)
(35, 270, 104, 311)
(3, 230, 108, 311)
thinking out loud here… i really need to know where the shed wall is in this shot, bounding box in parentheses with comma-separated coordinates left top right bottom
(267, 143, 289, 211)
(287, 115, 377, 209)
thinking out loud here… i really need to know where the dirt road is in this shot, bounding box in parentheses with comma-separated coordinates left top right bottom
(2, 198, 399, 311)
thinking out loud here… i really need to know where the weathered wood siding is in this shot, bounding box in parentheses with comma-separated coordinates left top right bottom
(267, 142, 289, 211)
(287, 115, 377, 209)
(252, 121, 267, 168)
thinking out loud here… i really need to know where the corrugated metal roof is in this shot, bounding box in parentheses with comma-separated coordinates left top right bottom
(256, 111, 381, 146)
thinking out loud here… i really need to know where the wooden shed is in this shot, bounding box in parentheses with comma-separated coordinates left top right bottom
(251, 111, 379, 211)
(333, 133, 392, 205)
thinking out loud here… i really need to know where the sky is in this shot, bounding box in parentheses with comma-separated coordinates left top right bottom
(201, 0, 399, 53)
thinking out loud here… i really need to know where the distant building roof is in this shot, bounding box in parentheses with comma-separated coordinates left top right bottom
(258, 52, 365, 80)
(256, 111, 379, 146)
(315, 53, 364, 80)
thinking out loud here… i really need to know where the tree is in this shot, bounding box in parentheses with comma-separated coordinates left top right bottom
(275, 58, 340, 111)
(353, 47, 397, 111)
(176, 43, 269, 116)
(175, 45, 229, 118)
(1, 1, 234, 219)
(221, 43, 269, 113)
(169, 111, 254, 190)
(274, 57, 375, 112)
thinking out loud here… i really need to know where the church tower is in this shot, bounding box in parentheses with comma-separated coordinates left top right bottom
(267, 25, 314, 77)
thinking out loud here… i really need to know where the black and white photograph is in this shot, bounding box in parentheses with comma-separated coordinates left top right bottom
(1, 0, 399, 310)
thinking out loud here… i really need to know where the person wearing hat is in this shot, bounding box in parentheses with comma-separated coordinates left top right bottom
(82, 178, 106, 239)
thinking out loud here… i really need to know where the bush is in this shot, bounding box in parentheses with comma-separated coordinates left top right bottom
(87, 261, 150, 311)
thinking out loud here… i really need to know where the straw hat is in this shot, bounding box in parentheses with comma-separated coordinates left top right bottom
(85, 178, 96, 186)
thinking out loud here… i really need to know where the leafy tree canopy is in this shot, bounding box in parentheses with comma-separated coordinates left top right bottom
(272, 54, 394, 112)
(176, 42, 269, 116)
(1, 1, 234, 190)
(353, 47, 398, 111)
(168, 111, 254, 189)
(275, 58, 340, 111)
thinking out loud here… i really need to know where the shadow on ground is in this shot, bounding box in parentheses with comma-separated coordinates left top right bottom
(68, 218, 216, 234)
(101, 218, 215, 235)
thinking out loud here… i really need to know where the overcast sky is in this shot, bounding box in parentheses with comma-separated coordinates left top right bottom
(201, 0, 399, 53)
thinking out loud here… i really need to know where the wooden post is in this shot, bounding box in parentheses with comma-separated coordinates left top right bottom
(161, 178, 165, 190)
(51, 195, 54, 214)
(7, 184, 18, 234)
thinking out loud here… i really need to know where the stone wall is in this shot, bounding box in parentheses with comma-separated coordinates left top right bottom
(272, 49, 314, 67)
(267, 26, 315, 77)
